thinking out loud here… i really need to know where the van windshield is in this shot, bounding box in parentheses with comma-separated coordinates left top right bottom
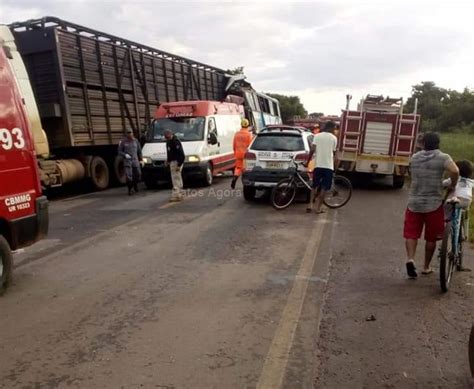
(148, 117, 205, 142)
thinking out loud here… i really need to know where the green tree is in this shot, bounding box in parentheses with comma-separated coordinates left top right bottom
(405, 81, 447, 120)
(309, 112, 324, 118)
(226, 66, 245, 75)
(267, 93, 307, 123)
(405, 82, 474, 132)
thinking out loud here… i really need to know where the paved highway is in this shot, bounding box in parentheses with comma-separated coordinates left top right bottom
(0, 178, 472, 388)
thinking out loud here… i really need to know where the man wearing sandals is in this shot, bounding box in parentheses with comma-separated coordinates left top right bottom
(404, 132, 459, 278)
(305, 121, 338, 214)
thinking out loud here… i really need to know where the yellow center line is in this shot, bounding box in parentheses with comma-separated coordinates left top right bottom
(158, 197, 188, 209)
(257, 212, 328, 389)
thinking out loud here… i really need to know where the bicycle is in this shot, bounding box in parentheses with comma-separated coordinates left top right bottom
(271, 157, 352, 210)
(439, 199, 469, 292)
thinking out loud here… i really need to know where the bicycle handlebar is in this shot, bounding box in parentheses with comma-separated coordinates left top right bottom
(289, 155, 307, 168)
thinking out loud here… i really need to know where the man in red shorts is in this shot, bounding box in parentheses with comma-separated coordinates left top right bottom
(404, 132, 459, 278)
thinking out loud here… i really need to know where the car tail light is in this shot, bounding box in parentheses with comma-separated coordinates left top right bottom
(244, 151, 256, 171)
(295, 153, 308, 162)
(244, 151, 256, 160)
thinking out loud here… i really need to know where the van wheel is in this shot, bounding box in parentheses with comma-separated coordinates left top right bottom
(393, 175, 405, 189)
(202, 163, 213, 187)
(113, 155, 127, 185)
(144, 176, 159, 189)
(0, 235, 13, 296)
(243, 185, 256, 201)
(90, 156, 110, 190)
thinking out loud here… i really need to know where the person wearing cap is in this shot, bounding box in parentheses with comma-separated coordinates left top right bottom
(231, 118, 253, 189)
(312, 123, 320, 135)
(118, 128, 143, 195)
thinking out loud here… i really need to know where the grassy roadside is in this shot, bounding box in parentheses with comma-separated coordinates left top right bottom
(440, 131, 474, 242)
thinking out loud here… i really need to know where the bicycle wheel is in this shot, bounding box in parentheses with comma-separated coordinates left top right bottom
(271, 178, 297, 210)
(323, 175, 352, 209)
(439, 221, 455, 293)
(456, 218, 464, 271)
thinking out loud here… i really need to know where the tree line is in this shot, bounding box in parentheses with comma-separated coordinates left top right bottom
(264, 81, 474, 132)
(404, 82, 474, 133)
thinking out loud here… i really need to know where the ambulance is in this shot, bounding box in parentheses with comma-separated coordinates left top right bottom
(142, 100, 244, 188)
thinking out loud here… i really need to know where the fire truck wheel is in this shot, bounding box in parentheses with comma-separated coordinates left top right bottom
(0, 235, 13, 296)
(393, 175, 405, 189)
(113, 155, 127, 185)
(90, 156, 110, 191)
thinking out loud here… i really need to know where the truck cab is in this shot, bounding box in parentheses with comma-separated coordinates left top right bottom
(141, 100, 244, 188)
(0, 39, 48, 294)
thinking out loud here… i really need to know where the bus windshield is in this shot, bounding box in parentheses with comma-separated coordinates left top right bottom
(148, 117, 206, 142)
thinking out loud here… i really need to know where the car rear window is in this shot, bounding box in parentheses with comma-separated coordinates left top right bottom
(251, 133, 304, 152)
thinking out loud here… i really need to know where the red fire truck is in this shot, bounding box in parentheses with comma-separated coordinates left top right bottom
(338, 94, 420, 188)
(0, 39, 48, 294)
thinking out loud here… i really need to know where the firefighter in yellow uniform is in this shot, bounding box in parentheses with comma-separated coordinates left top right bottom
(231, 119, 253, 189)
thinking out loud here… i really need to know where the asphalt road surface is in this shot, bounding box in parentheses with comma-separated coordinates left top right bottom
(0, 177, 472, 389)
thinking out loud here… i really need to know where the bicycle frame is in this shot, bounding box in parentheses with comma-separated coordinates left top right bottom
(288, 158, 333, 191)
(446, 202, 464, 260)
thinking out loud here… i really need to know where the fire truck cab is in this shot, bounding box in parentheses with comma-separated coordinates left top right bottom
(0, 39, 49, 294)
(338, 95, 420, 188)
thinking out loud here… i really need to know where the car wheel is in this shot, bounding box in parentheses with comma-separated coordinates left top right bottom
(243, 185, 256, 201)
(0, 235, 13, 296)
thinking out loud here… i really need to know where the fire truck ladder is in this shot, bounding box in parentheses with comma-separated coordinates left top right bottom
(341, 110, 364, 154)
(394, 98, 418, 157)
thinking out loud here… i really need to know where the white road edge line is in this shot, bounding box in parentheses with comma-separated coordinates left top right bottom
(256, 212, 328, 389)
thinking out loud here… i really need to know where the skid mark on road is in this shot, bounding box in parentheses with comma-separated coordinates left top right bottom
(257, 212, 328, 389)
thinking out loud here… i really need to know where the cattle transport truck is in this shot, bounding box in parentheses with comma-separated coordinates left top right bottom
(338, 94, 420, 188)
(1, 17, 275, 191)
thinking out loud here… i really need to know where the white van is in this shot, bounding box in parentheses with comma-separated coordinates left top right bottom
(142, 100, 244, 187)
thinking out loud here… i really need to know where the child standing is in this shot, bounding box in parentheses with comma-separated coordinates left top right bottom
(444, 160, 473, 250)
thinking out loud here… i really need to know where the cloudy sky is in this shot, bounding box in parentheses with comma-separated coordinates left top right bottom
(2, 0, 473, 115)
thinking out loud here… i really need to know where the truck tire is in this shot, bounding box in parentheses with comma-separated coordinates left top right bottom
(393, 175, 405, 189)
(243, 185, 256, 201)
(201, 163, 213, 187)
(90, 156, 110, 190)
(0, 235, 13, 296)
(113, 155, 127, 185)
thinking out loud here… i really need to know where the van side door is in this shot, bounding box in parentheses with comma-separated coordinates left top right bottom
(206, 116, 220, 157)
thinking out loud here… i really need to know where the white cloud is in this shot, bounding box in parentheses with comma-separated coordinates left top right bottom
(2, 0, 473, 115)
(0, 3, 41, 22)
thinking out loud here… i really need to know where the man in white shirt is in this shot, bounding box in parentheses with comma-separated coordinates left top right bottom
(305, 121, 338, 214)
